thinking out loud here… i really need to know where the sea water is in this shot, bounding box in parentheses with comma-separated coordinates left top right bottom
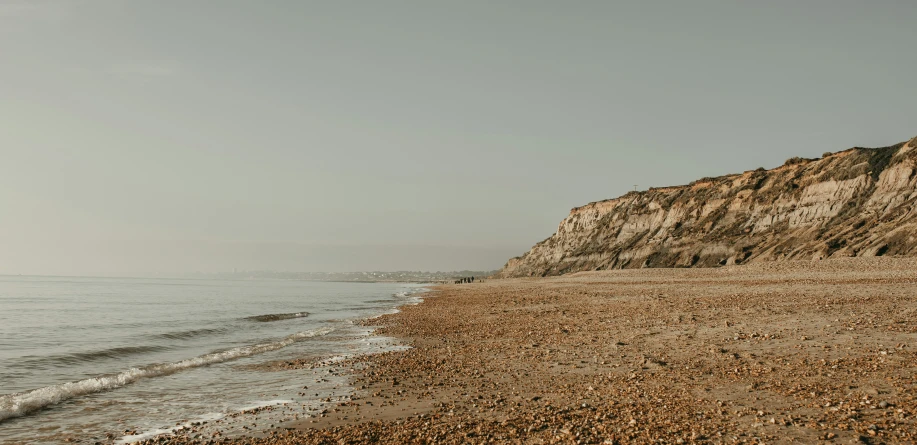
(0, 276, 425, 444)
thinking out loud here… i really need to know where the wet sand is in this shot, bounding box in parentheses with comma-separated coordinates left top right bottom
(142, 258, 916, 444)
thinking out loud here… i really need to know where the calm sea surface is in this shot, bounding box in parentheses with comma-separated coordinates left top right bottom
(0, 276, 425, 444)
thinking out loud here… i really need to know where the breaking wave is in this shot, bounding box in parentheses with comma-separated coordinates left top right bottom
(244, 312, 309, 322)
(16, 345, 173, 369)
(0, 327, 334, 423)
(154, 327, 228, 341)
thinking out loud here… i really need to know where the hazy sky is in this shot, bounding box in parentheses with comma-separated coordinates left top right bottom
(1, 1, 915, 275)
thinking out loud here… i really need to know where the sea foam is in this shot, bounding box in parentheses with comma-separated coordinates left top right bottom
(0, 327, 334, 423)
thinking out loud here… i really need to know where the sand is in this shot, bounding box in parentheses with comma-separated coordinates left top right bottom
(139, 258, 916, 444)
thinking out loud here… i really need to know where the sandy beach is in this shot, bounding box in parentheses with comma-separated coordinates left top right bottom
(142, 258, 916, 444)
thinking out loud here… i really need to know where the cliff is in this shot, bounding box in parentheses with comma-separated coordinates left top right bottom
(499, 135, 917, 277)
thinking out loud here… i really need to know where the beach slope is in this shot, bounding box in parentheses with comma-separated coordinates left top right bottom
(153, 258, 916, 444)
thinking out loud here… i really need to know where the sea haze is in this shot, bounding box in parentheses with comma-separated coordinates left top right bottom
(0, 276, 425, 444)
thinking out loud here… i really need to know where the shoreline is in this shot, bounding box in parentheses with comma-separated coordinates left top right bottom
(0, 283, 426, 445)
(142, 258, 916, 444)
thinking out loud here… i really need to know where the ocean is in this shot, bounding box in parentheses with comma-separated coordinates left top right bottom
(0, 275, 425, 444)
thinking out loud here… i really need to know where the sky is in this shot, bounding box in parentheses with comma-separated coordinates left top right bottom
(1, 1, 915, 276)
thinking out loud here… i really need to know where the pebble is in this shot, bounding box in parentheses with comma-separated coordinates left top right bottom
(122, 260, 917, 445)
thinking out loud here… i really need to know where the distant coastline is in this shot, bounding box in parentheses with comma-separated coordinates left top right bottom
(0, 270, 498, 283)
(180, 270, 498, 283)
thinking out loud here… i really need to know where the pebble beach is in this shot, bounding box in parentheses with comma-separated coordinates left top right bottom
(138, 258, 917, 444)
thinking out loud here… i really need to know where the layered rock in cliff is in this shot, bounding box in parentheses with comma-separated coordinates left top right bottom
(499, 136, 917, 277)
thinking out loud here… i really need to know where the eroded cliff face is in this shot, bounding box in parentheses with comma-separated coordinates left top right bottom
(499, 136, 917, 277)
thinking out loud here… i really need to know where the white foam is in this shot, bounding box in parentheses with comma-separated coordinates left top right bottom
(398, 287, 427, 305)
(116, 412, 224, 444)
(235, 399, 293, 412)
(0, 327, 334, 423)
(118, 426, 182, 444)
